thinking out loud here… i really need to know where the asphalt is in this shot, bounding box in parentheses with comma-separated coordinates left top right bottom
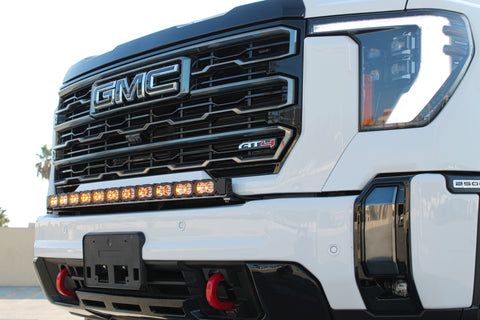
(0, 287, 79, 320)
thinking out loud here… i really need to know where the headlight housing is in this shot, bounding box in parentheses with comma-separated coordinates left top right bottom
(309, 11, 474, 131)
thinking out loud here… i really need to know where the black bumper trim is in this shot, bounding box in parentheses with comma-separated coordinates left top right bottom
(35, 258, 480, 320)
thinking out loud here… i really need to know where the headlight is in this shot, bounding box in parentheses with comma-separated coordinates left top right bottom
(309, 11, 474, 130)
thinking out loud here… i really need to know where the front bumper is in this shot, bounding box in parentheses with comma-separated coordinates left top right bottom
(36, 195, 364, 310)
(35, 174, 480, 319)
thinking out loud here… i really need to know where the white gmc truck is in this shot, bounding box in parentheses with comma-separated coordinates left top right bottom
(35, 0, 480, 319)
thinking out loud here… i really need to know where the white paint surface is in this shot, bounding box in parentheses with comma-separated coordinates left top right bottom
(410, 174, 478, 308)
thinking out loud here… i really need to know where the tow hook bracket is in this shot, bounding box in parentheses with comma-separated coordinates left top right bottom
(56, 268, 76, 297)
(206, 272, 235, 311)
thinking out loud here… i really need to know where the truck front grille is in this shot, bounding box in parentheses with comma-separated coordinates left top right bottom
(54, 25, 302, 192)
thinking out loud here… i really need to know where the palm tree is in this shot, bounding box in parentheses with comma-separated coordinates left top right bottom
(0, 208, 9, 227)
(36, 145, 52, 180)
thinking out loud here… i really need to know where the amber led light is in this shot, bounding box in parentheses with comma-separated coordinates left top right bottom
(106, 189, 120, 202)
(80, 192, 92, 204)
(69, 193, 79, 205)
(175, 183, 193, 197)
(155, 184, 172, 198)
(59, 194, 68, 206)
(196, 181, 215, 195)
(137, 186, 153, 199)
(122, 187, 136, 201)
(93, 190, 105, 203)
(49, 196, 58, 208)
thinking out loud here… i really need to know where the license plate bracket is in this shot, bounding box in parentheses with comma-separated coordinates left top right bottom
(83, 232, 145, 290)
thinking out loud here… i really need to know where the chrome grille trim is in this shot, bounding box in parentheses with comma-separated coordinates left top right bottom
(189, 76, 294, 101)
(56, 98, 89, 115)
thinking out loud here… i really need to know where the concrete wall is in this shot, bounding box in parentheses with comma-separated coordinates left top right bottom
(0, 227, 38, 286)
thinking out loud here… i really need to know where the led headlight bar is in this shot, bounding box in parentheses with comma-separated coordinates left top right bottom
(47, 179, 230, 210)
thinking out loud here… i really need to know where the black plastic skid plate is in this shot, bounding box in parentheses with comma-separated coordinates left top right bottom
(83, 232, 145, 290)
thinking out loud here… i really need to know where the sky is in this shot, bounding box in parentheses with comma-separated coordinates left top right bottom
(0, 0, 258, 227)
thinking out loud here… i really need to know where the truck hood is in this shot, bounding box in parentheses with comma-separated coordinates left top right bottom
(304, 0, 407, 18)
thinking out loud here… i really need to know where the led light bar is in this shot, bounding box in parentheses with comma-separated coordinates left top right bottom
(47, 179, 230, 210)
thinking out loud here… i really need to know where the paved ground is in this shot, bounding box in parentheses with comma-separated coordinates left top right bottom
(0, 287, 79, 320)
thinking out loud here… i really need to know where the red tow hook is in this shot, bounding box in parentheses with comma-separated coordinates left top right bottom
(56, 268, 77, 297)
(206, 273, 235, 311)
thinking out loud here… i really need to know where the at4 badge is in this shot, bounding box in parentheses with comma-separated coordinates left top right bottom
(238, 139, 276, 150)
